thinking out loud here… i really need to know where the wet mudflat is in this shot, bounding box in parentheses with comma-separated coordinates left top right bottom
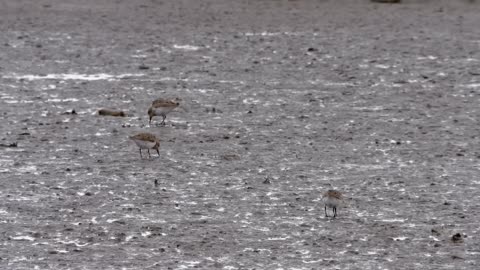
(1, 0, 480, 269)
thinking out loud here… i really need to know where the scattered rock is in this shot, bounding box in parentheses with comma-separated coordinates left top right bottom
(468, 70, 480, 76)
(32, 232, 43, 238)
(220, 154, 241, 161)
(0, 142, 17, 147)
(138, 64, 150, 70)
(114, 232, 126, 242)
(451, 233, 463, 244)
(98, 109, 126, 117)
(61, 109, 77, 115)
(205, 107, 222, 113)
(263, 177, 271, 184)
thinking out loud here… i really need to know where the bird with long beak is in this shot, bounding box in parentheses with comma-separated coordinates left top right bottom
(129, 132, 160, 159)
(147, 98, 181, 125)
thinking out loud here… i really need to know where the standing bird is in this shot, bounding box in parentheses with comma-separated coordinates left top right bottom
(322, 190, 343, 218)
(129, 132, 160, 159)
(147, 98, 181, 125)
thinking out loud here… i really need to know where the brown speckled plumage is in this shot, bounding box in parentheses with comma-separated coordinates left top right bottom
(130, 132, 158, 143)
(324, 190, 343, 200)
(129, 132, 160, 159)
(151, 98, 181, 108)
(148, 98, 181, 125)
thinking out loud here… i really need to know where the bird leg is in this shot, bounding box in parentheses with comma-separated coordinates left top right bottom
(139, 148, 143, 159)
(325, 206, 328, 217)
(147, 149, 151, 158)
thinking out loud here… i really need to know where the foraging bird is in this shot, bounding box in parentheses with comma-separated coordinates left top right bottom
(147, 98, 181, 125)
(322, 190, 343, 218)
(129, 132, 160, 159)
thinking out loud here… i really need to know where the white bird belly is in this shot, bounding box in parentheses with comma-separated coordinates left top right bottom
(132, 139, 156, 149)
(152, 107, 174, 116)
(324, 197, 341, 207)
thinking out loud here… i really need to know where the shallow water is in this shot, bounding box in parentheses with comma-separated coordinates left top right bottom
(1, 0, 480, 269)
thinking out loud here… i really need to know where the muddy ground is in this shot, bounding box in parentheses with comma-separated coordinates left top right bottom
(1, 0, 480, 269)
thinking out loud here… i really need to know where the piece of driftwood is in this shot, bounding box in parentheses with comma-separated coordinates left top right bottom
(370, 0, 401, 3)
(98, 109, 126, 117)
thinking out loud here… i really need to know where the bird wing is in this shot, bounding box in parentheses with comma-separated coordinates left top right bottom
(130, 133, 157, 142)
(152, 98, 178, 108)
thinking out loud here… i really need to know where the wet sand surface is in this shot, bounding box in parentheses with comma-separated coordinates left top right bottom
(1, 0, 480, 269)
